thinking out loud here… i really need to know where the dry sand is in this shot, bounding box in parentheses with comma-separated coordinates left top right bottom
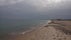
(2, 20, 71, 40)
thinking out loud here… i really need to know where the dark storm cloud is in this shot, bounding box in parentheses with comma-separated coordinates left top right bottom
(0, 0, 71, 19)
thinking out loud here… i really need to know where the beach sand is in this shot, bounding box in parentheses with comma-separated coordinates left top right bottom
(2, 20, 71, 40)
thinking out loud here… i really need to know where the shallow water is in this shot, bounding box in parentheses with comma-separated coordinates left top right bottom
(0, 19, 48, 35)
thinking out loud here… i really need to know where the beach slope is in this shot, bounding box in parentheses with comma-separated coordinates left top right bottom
(5, 20, 71, 40)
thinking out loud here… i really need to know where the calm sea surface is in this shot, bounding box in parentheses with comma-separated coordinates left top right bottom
(0, 19, 48, 35)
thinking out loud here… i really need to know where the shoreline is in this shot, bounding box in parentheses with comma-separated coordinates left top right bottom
(2, 20, 71, 40)
(9, 20, 49, 35)
(0, 20, 49, 40)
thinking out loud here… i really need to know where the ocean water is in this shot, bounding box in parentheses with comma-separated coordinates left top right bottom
(0, 19, 48, 35)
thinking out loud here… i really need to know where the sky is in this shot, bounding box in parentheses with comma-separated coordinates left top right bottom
(0, 0, 71, 19)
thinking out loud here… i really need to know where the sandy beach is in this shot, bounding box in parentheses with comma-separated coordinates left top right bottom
(2, 20, 71, 40)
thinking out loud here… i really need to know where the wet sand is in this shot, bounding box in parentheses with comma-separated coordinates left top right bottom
(1, 20, 71, 40)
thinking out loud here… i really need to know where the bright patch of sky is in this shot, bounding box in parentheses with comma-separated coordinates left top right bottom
(26, 0, 71, 11)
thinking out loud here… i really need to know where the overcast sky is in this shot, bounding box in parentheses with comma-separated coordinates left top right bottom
(0, 0, 71, 19)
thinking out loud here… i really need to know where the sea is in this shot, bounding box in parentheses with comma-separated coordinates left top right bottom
(0, 19, 48, 36)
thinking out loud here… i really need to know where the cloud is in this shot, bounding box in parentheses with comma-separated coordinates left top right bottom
(0, 0, 71, 19)
(0, 0, 24, 6)
(26, 0, 71, 11)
